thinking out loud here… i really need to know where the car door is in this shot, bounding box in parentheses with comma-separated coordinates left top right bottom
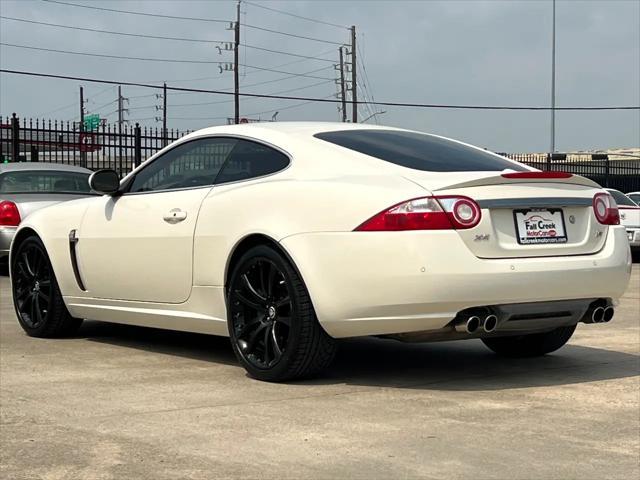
(76, 137, 238, 303)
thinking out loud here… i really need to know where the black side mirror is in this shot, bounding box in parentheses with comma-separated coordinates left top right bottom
(89, 169, 120, 195)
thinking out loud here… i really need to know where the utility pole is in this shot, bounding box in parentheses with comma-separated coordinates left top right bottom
(163, 82, 167, 146)
(117, 85, 128, 173)
(339, 47, 347, 122)
(79, 86, 86, 167)
(79, 86, 85, 128)
(350, 25, 357, 123)
(551, 0, 556, 153)
(234, 1, 241, 124)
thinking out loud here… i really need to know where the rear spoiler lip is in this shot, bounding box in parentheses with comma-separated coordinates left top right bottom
(431, 173, 601, 191)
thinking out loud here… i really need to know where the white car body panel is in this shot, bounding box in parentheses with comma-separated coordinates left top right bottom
(10, 122, 632, 339)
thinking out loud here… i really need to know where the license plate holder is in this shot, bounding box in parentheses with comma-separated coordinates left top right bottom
(514, 208, 568, 245)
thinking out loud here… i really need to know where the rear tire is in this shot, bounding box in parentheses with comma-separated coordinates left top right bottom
(481, 325, 576, 357)
(227, 245, 336, 382)
(11, 235, 82, 338)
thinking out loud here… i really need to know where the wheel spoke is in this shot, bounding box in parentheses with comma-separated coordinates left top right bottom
(29, 293, 36, 324)
(33, 294, 43, 325)
(32, 250, 43, 277)
(266, 262, 277, 297)
(37, 290, 50, 304)
(236, 318, 262, 339)
(21, 253, 35, 278)
(244, 323, 268, 353)
(258, 261, 269, 298)
(275, 316, 291, 327)
(15, 286, 30, 302)
(241, 274, 266, 303)
(235, 290, 263, 311)
(263, 324, 272, 364)
(38, 279, 51, 287)
(275, 296, 290, 308)
(271, 325, 282, 358)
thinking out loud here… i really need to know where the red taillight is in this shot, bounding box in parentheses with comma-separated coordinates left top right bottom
(355, 196, 482, 231)
(592, 192, 620, 225)
(501, 171, 573, 179)
(0, 201, 21, 226)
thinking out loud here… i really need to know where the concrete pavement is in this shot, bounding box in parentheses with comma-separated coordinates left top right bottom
(1, 268, 638, 479)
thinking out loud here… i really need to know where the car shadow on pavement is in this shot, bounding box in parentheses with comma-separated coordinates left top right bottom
(77, 320, 638, 391)
(310, 336, 640, 391)
(79, 320, 238, 366)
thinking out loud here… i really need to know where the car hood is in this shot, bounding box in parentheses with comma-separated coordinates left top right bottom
(0, 193, 95, 220)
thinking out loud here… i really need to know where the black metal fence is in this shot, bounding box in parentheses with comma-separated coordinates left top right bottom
(2, 113, 639, 192)
(1, 113, 191, 176)
(498, 153, 640, 192)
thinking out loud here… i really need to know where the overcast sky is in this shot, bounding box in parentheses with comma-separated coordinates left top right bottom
(0, 0, 638, 152)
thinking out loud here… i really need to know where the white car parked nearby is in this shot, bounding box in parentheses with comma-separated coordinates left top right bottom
(606, 188, 640, 251)
(9, 123, 632, 381)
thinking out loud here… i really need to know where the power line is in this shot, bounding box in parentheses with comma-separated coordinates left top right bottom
(174, 94, 337, 122)
(242, 23, 344, 46)
(0, 42, 334, 79)
(169, 80, 334, 108)
(241, 44, 334, 63)
(243, 0, 349, 30)
(42, 0, 343, 45)
(0, 16, 228, 44)
(0, 16, 340, 64)
(41, 0, 230, 23)
(149, 66, 336, 96)
(0, 42, 225, 64)
(2, 69, 638, 111)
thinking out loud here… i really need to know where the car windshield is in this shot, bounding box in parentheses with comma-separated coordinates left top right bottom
(0, 170, 92, 194)
(314, 129, 527, 172)
(608, 189, 638, 207)
(628, 193, 640, 204)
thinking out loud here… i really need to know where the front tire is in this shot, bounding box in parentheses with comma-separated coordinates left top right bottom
(481, 325, 576, 357)
(227, 245, 336, 382)
(11, 235, 82, 337)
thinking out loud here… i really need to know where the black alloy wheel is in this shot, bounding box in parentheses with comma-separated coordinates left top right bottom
(230, 257, 292, 369)
(11, 236, 82, 337)
(227, 245, 336, 382)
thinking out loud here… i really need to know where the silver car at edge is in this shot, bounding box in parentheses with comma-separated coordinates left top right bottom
(0, 163, 95, 262)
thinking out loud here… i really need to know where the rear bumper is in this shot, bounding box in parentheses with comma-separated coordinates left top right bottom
(626, 228, 640, 248)
(0, 226, 16, 260)
(281, 226, 632, 338)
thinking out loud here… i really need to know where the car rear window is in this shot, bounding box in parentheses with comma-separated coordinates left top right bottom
(0, 171, 92, 194)
(314, 129, 527, 172)
(608, 189, 638, 207)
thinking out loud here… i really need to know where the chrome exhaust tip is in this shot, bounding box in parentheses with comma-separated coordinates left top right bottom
(483, 314, 498, 333)
(592, 307, 605, 323)
(602, 306, 614, 323)
(466, 316, 481, 333)
(455, 315, 481, 334)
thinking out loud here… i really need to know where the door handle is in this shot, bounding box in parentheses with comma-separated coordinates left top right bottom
(163, 208, 187, 224)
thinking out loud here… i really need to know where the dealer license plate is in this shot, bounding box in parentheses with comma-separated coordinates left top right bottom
(514, 209, 568, 245)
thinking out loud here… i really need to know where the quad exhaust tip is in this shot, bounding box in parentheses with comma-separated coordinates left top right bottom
(466, 316, 481, 334)
(592, 307, 605, 323)
(603, 306, 614, 323)
(483, 314, 498, 333)
(454, 315, 481, 334)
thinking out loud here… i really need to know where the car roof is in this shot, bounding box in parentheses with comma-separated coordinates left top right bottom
(0, 162, 93, 174)
(183, 121, 399, 139)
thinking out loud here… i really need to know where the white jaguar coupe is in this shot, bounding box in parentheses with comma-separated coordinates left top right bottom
(9, 123, 632, 381)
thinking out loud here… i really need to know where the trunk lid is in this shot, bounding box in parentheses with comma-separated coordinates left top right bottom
(0, 193, 94, 220)
(404, 171, 607, 259)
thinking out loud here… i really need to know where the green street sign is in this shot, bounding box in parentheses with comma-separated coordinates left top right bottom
(83, 114, 101, 131)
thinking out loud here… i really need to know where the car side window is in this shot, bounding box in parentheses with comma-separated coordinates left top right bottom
(129, 137, 238, 193)
(215, 139, 289, 184)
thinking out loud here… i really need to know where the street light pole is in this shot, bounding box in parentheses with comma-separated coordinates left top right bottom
(551, 0, 556, 153)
